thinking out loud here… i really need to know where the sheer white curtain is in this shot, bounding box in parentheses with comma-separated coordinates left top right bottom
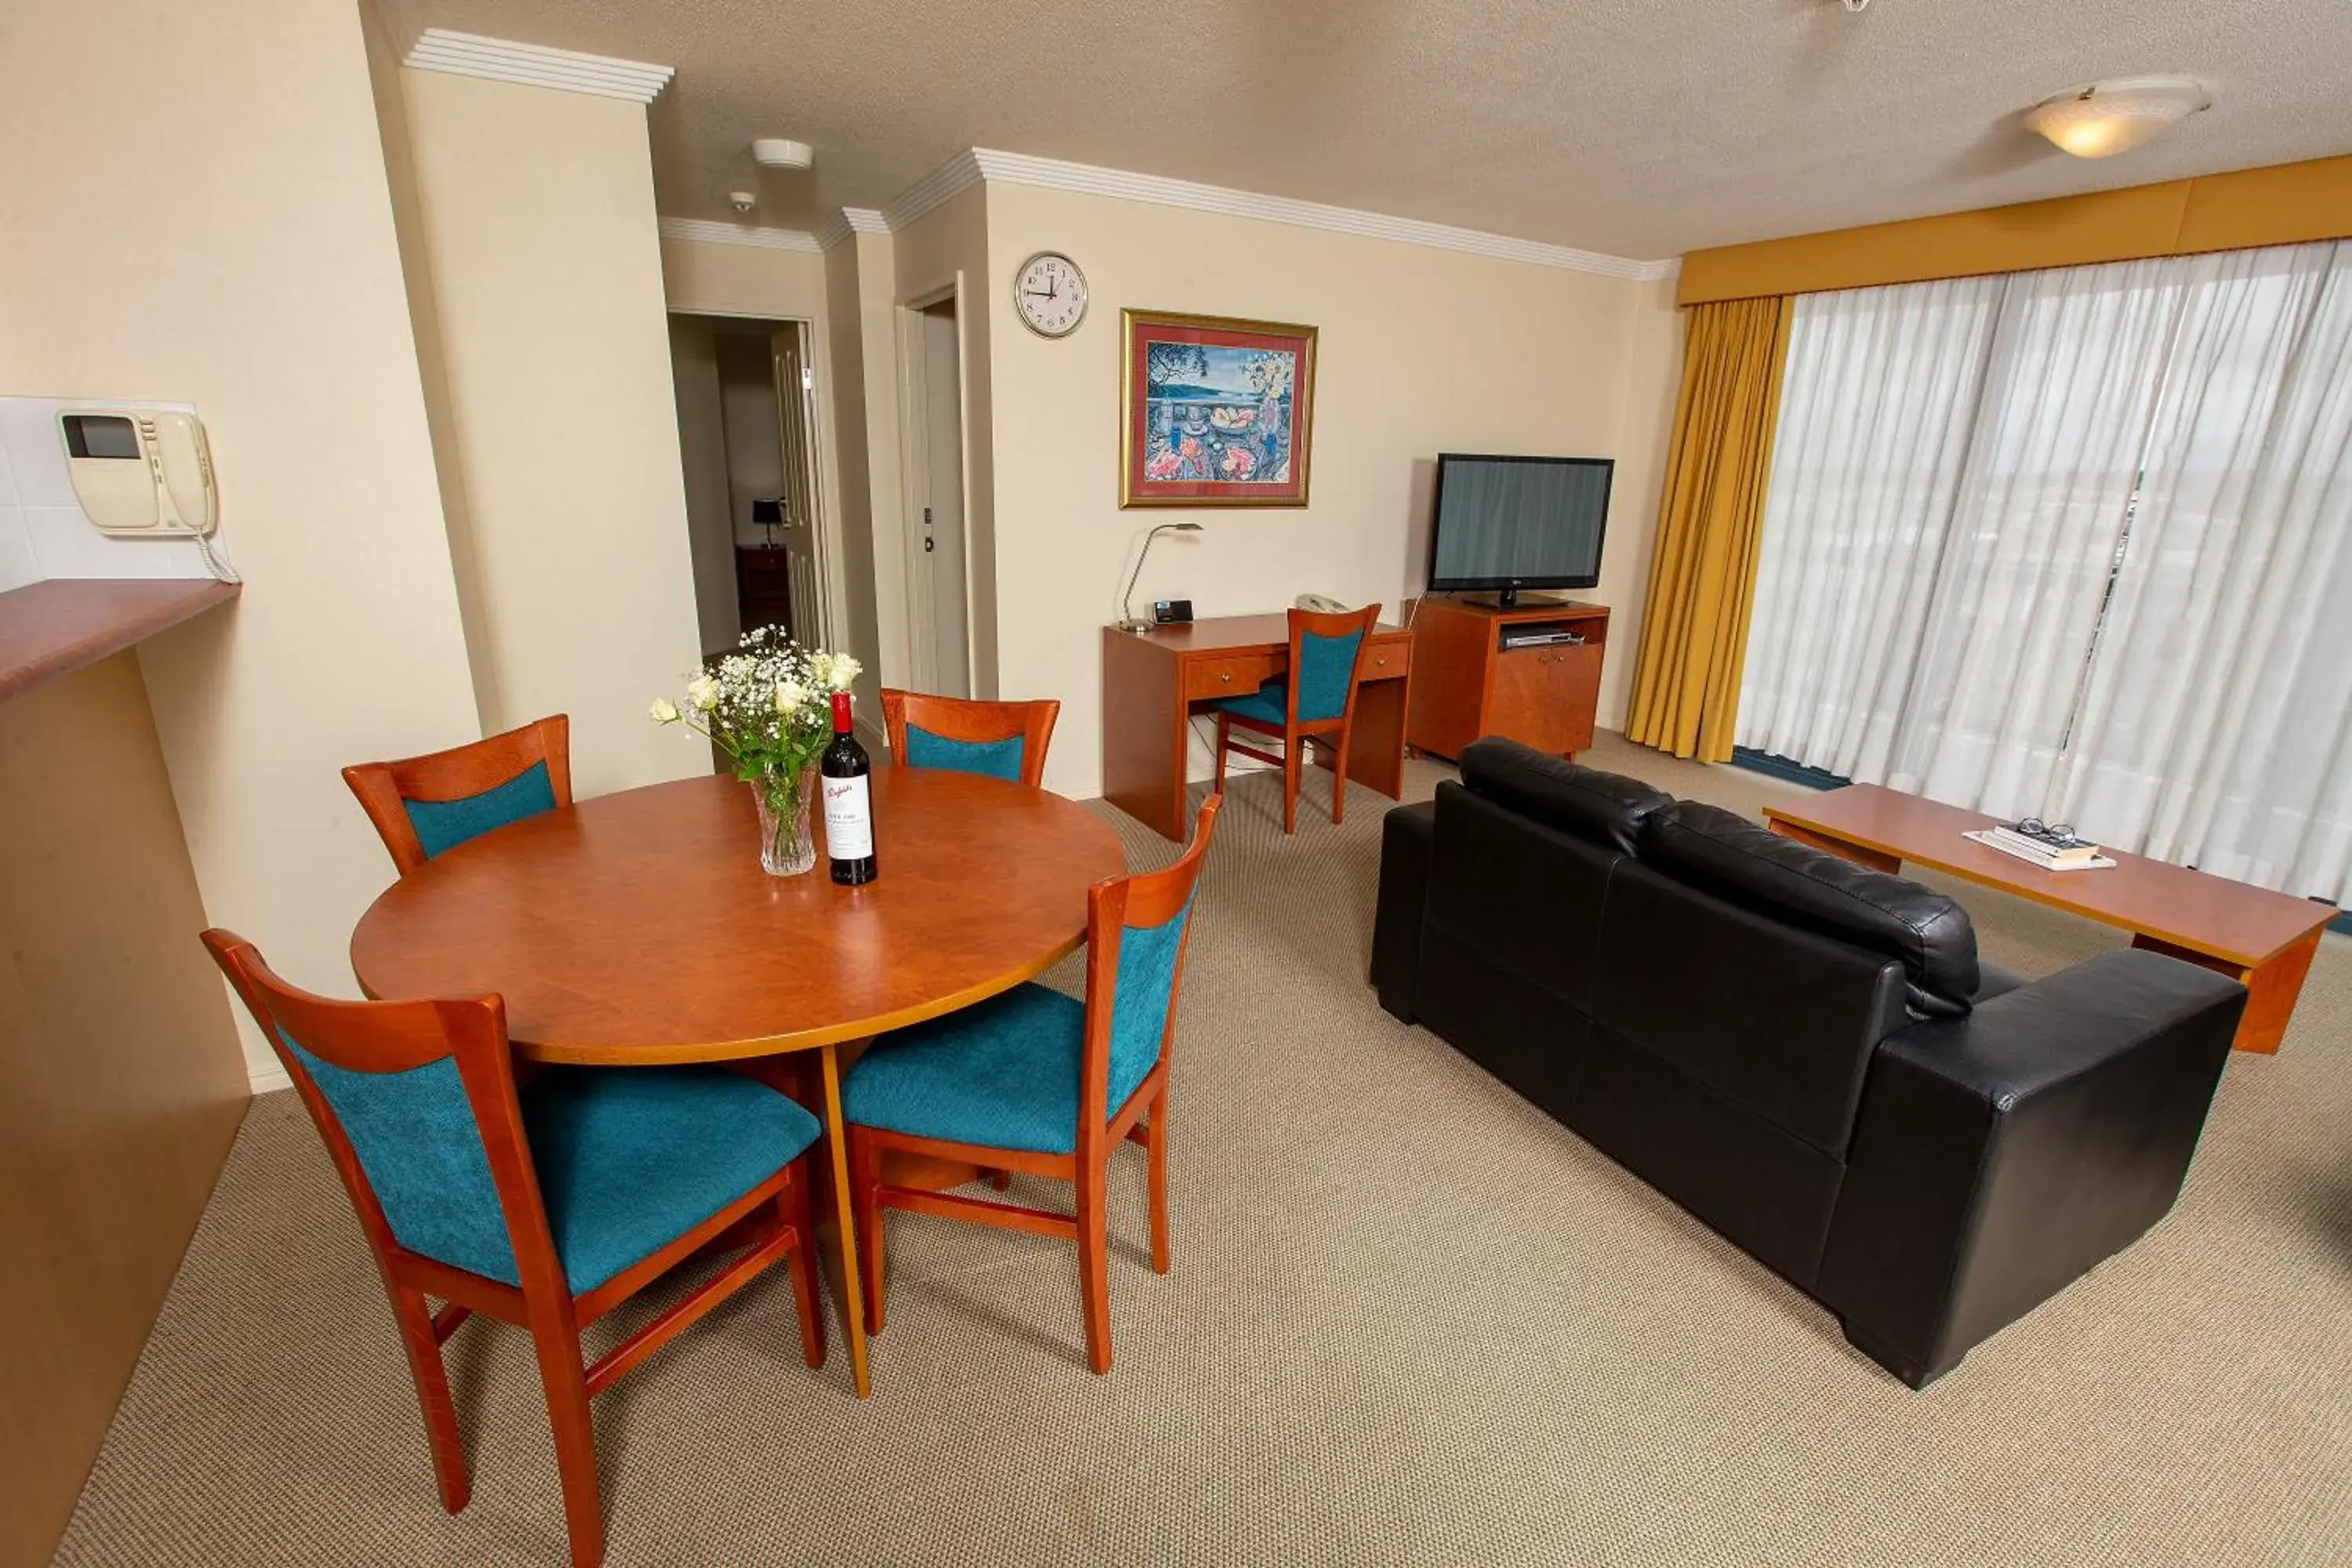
(1886, 256, 2190, 816)
(1738, 238, 2352, 904)
(1737, 274, 2004, 779)
(2055, 241, 2352, 902)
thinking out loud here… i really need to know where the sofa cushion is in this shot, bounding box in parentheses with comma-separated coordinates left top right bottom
(1641, 800, 1980, 1015)
(1459, 739, 1674, 855)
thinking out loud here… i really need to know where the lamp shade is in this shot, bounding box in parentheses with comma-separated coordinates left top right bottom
(751, 497, 786, 524)
(2025, 78, 2209, 159)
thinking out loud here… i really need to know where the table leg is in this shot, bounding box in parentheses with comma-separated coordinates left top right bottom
(1766, 818, 1902, 874)
(2132, 928, 2321, 1054)
(817, 1041, 871, 1396)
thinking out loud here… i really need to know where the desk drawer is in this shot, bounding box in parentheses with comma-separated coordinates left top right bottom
(1363, 638, 1410, 681)
(1185, 653, 1283, 702)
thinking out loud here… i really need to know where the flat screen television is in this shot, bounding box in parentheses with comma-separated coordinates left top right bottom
(1427, 453, 1613, 606)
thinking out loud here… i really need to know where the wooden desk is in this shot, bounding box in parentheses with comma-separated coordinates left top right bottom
(1102, 615, 1414, 841)
(350, 768, 1127, 1396)
(1765, 783, 2335, 1054)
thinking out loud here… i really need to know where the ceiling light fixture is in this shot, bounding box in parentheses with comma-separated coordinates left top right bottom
(2025, 77, 2209, 159)
(752, 138, 815, 171)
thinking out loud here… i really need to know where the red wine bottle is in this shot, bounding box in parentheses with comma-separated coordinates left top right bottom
(822, 691, 877, 885)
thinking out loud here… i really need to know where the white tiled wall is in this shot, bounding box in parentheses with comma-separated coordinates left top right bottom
(0, 395, 212, 592)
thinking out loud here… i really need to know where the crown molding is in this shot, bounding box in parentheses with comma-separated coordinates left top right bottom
(964, 149, 1674, 281)
(883, 151, 985, 233)
(815, 208, 890, 251)
(404, 29, 674, 103)
(659, 217, 822, 252)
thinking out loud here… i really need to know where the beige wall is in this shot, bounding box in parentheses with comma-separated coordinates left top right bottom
(978, 182, 1664, 796)
(821, 238, 887, 721)
(1595, 276, 1684, 732)
(397, 67, 704, 797)
(894, 187, 1001, 697)
(0, 0, 483, 1083)
(848, 233, 911, 699)
(667, 315, 741, 655)
(659, 236, 856, 673)
(0, 655, 250, 1566)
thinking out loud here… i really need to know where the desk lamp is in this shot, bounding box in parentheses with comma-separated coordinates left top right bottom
(753, 496, 785, 548)
(1121, 522, 1203, 632)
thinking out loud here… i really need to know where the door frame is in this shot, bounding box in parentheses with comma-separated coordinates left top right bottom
(895, 275, 978, 697)
(667, 307, 840, 652)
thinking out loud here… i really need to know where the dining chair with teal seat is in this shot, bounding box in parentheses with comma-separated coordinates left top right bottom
(200, 929, 826, 1568)
(844, 793, 1223, 1374)
(344, 714, 572, 876)
(880, 688, 1060, 787)
(1213, 601, 1381, 833)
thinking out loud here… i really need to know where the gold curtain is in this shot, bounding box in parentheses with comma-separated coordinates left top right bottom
(1624, 295, 1792, 761)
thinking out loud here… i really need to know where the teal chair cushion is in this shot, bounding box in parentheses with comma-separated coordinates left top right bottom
(1214, 681, 1290, 727)
(289, 1027, 819, 1294)
(902, 724, 1025, 782)
(844, 984, 1091, 1154)
(525, 1067, 820, 1292)
(844, 893, 1198, 1156)
(401, 759, 557, 860)
(1294, 628, 1365, 722)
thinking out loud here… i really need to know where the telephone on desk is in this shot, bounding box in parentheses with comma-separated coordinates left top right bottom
(1294, 593, 1348, 613)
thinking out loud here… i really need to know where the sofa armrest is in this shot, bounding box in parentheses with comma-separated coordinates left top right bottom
(1371, 800, 1437, 1022)
(1817, 948, 2244, 1387)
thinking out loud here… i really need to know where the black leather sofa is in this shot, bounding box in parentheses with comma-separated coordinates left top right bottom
(1371, 739, 2246, 1387)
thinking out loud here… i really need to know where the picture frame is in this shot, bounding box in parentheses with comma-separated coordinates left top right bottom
(1120, 309, 1317, 508)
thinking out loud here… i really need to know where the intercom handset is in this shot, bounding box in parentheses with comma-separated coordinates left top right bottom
(60, 408, 217, 538)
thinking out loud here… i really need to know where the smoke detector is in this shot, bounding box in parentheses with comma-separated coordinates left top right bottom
(728, 191, 757, 214)
(752, 138, 815, 170)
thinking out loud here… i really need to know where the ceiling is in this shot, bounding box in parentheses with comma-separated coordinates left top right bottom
(384, 0, 2352, 260)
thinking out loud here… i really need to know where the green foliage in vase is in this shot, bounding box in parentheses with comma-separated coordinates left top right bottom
(651, 624, 861, 811)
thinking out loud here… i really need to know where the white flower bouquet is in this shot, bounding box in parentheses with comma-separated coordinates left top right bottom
(652, 625, 861, 875)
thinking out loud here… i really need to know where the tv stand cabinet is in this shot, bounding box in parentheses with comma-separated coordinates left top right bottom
(1404, 596, 1608, 761)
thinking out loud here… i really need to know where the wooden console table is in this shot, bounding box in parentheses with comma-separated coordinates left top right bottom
(1403, 596, 1608, 761)
(1765, 784, 2334, 1054)
(1102, 615, 1413, 841)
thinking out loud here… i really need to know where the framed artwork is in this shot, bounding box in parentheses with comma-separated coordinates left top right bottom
(1120, 309, 1317, 507)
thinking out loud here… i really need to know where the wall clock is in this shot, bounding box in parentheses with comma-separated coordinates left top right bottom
(1013, 252, 1089, 338)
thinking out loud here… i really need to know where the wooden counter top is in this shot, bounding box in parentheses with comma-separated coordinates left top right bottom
(0, 579, 239, 702)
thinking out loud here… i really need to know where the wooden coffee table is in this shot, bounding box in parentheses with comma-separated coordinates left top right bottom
(1764, 784, 2333, 1054)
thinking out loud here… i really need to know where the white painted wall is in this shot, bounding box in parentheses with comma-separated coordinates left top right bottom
(397, 67, 705, 798)
(978, 180, 1669, 797)
(0, 0, 483, 1085)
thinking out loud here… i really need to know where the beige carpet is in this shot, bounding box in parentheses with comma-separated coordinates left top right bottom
(55, 735, 2352, 1566)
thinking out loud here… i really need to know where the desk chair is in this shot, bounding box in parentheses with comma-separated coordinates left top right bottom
(344, 715, 572, 875)
(1212, 603, 1381, 833)
(844, 794, 1222, 1374)
(880, 689, 1059, 786)
(201, 931, 825, 1568)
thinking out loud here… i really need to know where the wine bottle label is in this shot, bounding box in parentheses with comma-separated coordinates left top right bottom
(822, 775, 873, 860)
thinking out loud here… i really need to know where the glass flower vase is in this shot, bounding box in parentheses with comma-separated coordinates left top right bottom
(750, 767, 818, 877)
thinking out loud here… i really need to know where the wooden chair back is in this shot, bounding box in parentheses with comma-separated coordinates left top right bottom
(880, 689, 1060, 787)
(343, 715, 574, 876)
(1283, 603, 1382, 733)
(1077, 793, 1223, 1142)
(198, 930, 567, 1304)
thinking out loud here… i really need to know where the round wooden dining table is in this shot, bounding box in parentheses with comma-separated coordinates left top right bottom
(350, 765, 1127, 1398)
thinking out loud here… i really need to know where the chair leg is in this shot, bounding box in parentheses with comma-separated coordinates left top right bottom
(384, 1279, 471, 1514)
(782, 1170, 826, 1370)
(849, 1129, 887, 1334)
(1214, 713, 1231, 793)
(1331, 722, 1352, 826)
(1145, 1084, 1171, 1276)
(1076, 1163, 1112, 1374)
(985, 1167, 1011, 1191)
(1283, 739, 1300, 835)
(527, 1304, 604, 1568)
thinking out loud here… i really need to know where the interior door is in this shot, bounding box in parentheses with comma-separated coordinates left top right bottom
(919, 302, 971, 697)
(771, 325, 826, 648)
